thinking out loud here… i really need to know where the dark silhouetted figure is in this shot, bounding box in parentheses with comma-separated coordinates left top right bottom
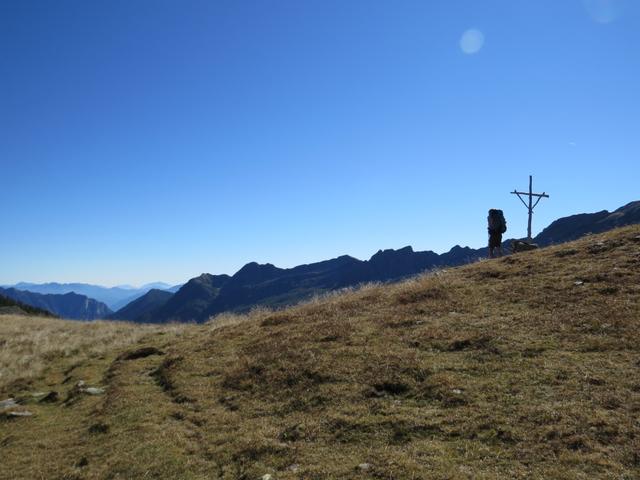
(487, 209, 507, 258)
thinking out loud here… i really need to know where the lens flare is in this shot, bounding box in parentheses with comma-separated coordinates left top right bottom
(583, 0, 620, 24)
(460, 29, 484, 55)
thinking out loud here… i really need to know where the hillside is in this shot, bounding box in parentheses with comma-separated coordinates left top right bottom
(108, 289, 173, 321)
(0, 294, 56, 317)
(150, 273, 231, 322)
(0, 288, 112, 320)
(1, 225, 639, 479)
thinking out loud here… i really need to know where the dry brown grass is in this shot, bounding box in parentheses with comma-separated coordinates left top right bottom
(0, 315, 185, 389)
(1, 226, 640, 479)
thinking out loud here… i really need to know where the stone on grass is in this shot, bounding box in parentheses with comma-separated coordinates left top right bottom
(357, 463, 372, 471)
(36, 391, 59, 403)
(6, 410, 33, 417)
(0, 398, 18, 410)
(83, 387, 105, 395)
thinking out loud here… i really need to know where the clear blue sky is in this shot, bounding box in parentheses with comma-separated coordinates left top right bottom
(1, 0, 638, 286)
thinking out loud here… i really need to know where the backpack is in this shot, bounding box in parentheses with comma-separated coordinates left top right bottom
(488, 209, 507, 234)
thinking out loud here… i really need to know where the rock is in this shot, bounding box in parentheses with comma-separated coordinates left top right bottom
(511, 240, 539, 253)
(574, 281, 584, 286)
(83, 387, 105, 395)
(357, 463, 372, 471)
(117, 347, 164, 361)
(287, 464, 300, 472)
(588, 241, 608, 254)
(0, 398, 18, 410)
(452, 389, 463, 395)
(66, 381, 106, 401)
(261, 475, 273, 480)
(5, 410, 33, 417)
(37, 391, 59, 403)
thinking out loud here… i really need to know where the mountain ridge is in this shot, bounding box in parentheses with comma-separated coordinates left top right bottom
(125, 199, 640, 323)
(535, 200, 640, 245)
(11, 200, 640, 324)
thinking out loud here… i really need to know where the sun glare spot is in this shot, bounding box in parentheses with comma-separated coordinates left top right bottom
(583, 0, 621, 24)
(460, 29, 484, 55)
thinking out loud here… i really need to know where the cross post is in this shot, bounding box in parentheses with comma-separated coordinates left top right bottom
(510, 175, 549, 241)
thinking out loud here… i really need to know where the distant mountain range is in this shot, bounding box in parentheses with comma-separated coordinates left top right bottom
(0, 288, 111, 320)
(107, 200, 640, 324)
(5, 201, 638, 323)
(4, 282, 182, 310)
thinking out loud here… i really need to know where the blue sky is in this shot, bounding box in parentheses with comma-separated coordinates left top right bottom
(1, 0, 638, 286)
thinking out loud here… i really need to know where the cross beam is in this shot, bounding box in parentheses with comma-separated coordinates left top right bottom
(510, 175, 549, 241)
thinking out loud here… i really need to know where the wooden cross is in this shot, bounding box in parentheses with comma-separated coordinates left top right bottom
(511, 175, 549, 241)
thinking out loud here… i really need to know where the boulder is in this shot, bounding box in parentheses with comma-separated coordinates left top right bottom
(511, 240, 539, 253)
(83, 387, 105, 395)
(34, 391, 59, 403)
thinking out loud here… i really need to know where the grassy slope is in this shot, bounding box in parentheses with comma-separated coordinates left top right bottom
(1, 226, 639, 480)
